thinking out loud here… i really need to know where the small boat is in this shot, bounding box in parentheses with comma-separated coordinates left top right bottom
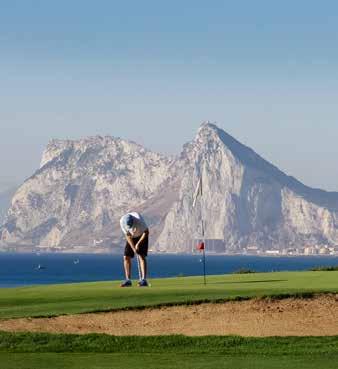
(36, 264, 46, 270)
(73, 259, 80, 265)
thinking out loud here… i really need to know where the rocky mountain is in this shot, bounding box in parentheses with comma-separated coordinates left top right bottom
(0, 136, 177, 251)
(1, 123, 338, 253)
(157, 124, 338, 252)
(0, 186, 17, 225)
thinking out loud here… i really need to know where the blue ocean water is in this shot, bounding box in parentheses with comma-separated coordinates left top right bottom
(0, 253, 337, 288)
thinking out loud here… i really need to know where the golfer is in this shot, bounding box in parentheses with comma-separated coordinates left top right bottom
(120, 212, 149, 287)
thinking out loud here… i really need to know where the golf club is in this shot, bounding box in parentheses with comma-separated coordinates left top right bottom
(136, 253, 142, 281)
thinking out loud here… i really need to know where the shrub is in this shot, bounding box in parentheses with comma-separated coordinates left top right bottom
(310, 265, 338, 272)
(234, 268, 256, 274)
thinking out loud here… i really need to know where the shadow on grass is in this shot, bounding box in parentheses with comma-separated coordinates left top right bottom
(185, 279, 288, 286)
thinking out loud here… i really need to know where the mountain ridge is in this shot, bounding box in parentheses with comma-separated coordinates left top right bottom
(201, 123, 338, 211)
(1, 123, 338, 253)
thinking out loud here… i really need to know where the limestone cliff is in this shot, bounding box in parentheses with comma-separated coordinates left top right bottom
(2, 124, 338, 252)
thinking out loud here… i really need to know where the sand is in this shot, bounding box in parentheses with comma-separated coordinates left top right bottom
(1, 295, 337, 337)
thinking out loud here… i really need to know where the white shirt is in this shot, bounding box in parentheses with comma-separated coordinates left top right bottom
(120, 212, 148, 238)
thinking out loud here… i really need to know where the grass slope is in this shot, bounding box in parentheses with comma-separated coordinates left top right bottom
(0, 271, 337, 319)
(0, 334, 337, 369)
(2, 353, 337, 369)
(1, 332, 337, 355)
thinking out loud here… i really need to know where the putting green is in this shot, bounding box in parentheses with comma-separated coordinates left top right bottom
(0, 271, 337, 319)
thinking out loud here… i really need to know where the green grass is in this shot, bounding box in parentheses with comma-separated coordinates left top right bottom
(1, 332, 337, 355)
(0, 271, 337, 319)
(1, 353, 337, 369)
(0, 272, 337, 369)
(0, 333, 337, 369)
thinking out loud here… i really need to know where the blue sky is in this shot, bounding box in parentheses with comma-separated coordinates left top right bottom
(1, 1, 338, 190)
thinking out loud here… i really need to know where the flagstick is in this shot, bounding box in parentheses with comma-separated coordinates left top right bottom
(202, 208, 206, 286)
(193, 165, 207, 286)
(203, 247, 206, 286)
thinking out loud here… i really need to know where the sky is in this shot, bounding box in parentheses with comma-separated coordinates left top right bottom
(0, 0, 338, 191)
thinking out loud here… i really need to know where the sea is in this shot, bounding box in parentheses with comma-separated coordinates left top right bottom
(0, 253, 337, 288)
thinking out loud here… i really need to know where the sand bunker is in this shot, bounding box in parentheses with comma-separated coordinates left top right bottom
(1, 295, 337, 337)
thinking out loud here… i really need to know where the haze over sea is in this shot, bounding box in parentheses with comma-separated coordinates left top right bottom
(0, 253, 337, 288)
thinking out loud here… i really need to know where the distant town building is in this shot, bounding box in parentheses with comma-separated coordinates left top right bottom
(265, 250, 280, 255)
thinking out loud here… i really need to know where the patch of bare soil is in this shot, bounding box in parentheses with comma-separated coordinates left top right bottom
(1, 295, 337, 337)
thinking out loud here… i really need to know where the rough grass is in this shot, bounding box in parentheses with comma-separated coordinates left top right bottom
(0, 333, 337, 369)
(1, 353, 337, 369)
(0, 271, 337, 319)
(0, 332, 337, 355)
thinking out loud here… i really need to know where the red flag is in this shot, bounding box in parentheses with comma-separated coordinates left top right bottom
(197, 242, 205, 251)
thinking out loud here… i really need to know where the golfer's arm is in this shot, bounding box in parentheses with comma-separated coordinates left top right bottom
(135, 229, 149, 248)
(126, 235, 137, 252)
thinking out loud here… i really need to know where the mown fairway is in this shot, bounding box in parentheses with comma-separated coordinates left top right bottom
(0, 271, 337, 319)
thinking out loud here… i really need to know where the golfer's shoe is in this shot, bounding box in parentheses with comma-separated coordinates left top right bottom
(137, 279, 149, 287)
(120, 280, 132, 287)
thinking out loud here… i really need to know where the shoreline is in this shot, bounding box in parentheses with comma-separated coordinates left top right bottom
(0, 251, 338, 257)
